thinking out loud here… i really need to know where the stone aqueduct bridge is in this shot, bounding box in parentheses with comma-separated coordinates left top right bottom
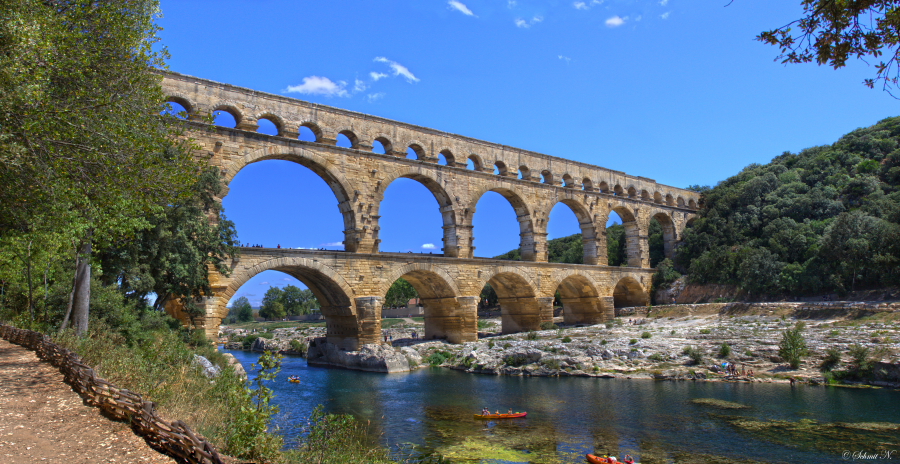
(160, 71, 700, 349)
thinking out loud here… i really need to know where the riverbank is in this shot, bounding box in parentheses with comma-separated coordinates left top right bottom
(221, 302, 900, 387)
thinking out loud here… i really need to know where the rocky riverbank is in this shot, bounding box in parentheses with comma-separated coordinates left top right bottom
(219, 304, 900, 385)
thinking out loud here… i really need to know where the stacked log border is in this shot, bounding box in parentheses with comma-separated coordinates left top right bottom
(0, 324, 224, 464)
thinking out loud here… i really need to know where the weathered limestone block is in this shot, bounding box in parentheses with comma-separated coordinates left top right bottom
(306, 338, 411, 373)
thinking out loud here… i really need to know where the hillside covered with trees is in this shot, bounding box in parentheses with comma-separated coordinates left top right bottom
(675, 116, 900, 297)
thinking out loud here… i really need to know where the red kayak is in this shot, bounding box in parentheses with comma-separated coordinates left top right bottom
(474, 412, 527, 419)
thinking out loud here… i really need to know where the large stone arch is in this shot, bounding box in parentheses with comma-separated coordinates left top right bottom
(219, 257, 367, 349)
(548, 271, 611, 325)
(375, 169, 461, 256)
(469, 186, 537, 261)
(650, 210, 677, 262)
(475, 268, 544, 334)
(379, 263, 474, 342)
(612, 276, 649, 309)
(548, 198, 601, 265)
(604, 204, 644, 268)
(223, 146, 362, 252)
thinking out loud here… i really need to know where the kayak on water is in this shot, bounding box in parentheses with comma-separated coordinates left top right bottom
(287, 376, 301, 383)
(586, 453, 636, 464)
(473, 412, 527, 419)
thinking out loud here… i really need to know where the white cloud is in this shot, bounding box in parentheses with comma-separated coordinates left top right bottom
(283, 278, 292, 281)
(558, 55, 572, 64)
(367, 92, 386, 102)
(532, 15, 543, 23)
(354, 79, 366, 92)
(515, 16, 542, 28)
(421, 243, 437, 249)
(605, 15, 625, 27)
(507, 0, 517, 7)
(283, 76, 349, 97)
(660, 11, 670, 19)
(374, 57, 420, 83)
(320, 241, 343, 247)
(448, 0, 475, 16)
(573, 1, 588, 10)
(592, 0, 604, 4)
(659, 0, 669, 5)
(259, 281, 269, 285)
(635, 15, 642, 21)
(370, 71, 388, 81)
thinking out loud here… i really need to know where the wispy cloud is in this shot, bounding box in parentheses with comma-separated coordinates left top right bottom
(515, 16, 543, 28)
(354, 79, 366, 92)
(558, 55, 572, 64)
(320, 241, 343, 247)
(283, 278, 292, 281)
(421, 243, 436, 249)
(635, 15, 642, 21)
(660, 11, 670, 19)
(605, 15, 625, 27)
(259, 281, 269, 285)
(573, 1, 588, 10)
(448, 0, 475, 16)
(507, 0, 517, 7)
(284, 76, 349, 97)
(374, 57, 420, 83)
(659, 0, 669, 5)
(370, 71, 388, 81)
(367, 92, 386, 102)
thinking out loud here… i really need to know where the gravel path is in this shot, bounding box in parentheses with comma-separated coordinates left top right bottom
(0, 339, 176, 464)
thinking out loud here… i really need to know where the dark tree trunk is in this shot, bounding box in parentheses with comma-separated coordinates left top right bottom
(71, 235, 92, 336)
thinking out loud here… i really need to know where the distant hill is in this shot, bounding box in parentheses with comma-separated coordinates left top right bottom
(675, 116, 900, 297)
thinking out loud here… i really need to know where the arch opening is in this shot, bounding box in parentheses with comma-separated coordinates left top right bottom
(494, 161, 508, 176)
(298, 124, 319, 142)
(438, 149, 454, 166)
(472, 188, 535, 261)
(650, 212, 676, 266)
(613, 276, 648, 309)
(562, 174, 575, 188)
(213, 108, 238, 128)
(613, 184, 624, 196)
(336, 131, 357, 148)
(518, 165, 530, 181)
(376, 176, 449, 255)
(654, 191, 663, 204)
(547, 200, 599, 265)
(541, 170, 553, 185)
(582, 178, 594, 191)
(605, 208, 639, 267)
(161, 100, 189, 119)
(467, 155, 482, 171)
(555, 274, 608, 326)
(383, 270, 472, 343)
(483, 271, 540, 334)
(257, 117, 279, 136)
(597, 181, 609, 194)
(407, 144, 424, 160)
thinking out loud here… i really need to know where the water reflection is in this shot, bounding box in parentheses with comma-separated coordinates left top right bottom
(225, 350, 898, 463)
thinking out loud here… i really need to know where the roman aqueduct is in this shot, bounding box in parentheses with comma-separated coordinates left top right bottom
(160, 71, 699, 350)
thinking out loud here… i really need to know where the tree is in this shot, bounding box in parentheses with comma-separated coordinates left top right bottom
(229, 296, 254, 323)
(280, 285, 319, 316)
(757, 1, 900, 96)
(779, 321, 808, 369)
(0, 0, 197, 335)
(259, 287, 286, 320)
(384, 279, 418, 308)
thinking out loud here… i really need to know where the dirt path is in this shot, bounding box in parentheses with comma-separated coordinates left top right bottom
(0, 339, 176, 464)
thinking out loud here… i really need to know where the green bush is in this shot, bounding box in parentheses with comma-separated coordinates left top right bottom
(648, 353, 666, 362)
(778, 321, 808, 369)
(284, 406, 394, 464)
(477, 319, 490, 330)
(487, 340, 495, 349)
(683, 345, 703, 365)
(562, 336, 572, 343)
(629, 338, 638, 345)
(820, 346, 842, 372)
(848, 344, 874, 374)
(503, 354, 529, 367)
(699, 328, 712, 335)
(542, 358, 561, 370)
(289, 339, 307, 353)
(641, 331, 652, 339)
(526, 331, 539, 341)
(718, 342, 732, 358)
(600, 339, 608, 345)
(425, 350, 453, 366)
(540, 321, 558, 330)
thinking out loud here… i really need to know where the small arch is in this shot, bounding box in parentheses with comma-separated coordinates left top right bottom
(373, 136, 393, 155)
(438, 149, 454, 166)
(641, 190, 651, 201)
(688, 199, 698, 209)
(518, 165, 531, 181)
(480, 270, 540, 334)
(613, 184, 624, 196)
(651, 211, 678, 263)
(627, 186, 637, 198)
(582, 178, 594, 191)
(613, 276, 649, 309)
(494, 160, 508, 176)
(561, 173, 575, 188)
(597, 181, 609, 193)
(471, 186, 536, 261)
(299, 122, 323, 142)
(165, 95, 194, 115)
(554, 273, 605, 325)
(212, 104, 241, 128)
(256, 114, 283, 136)
(337, 130, 359, 149)
(541, 170, 553, 185)
(665, 194, 674, 206)
(677, 196, 686, 208)
(407, 144, 425, 160)
(161, 100, 189, 120)
(467, 154, 483, 171)
(654, 191, 664, 204)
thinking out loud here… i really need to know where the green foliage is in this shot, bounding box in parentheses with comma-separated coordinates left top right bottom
(652, 258, 682, 293)
(778, 322, 809, 369)
(718, 342, 732, 358)
(479, 283, 499, 307)
(600, 339, 608, 345)
(228, 297, 255, 323)
(562, 335, 572, 343)
(683, 345, 703, 365)
(820, 346, 842, 372)
(648, 353, 667, 362)
(477, 319, 491, 330)
(540, 321, 558, 330)
(676, 117, 900, 297)
(699, 328, 712, 335)
(848, 344, 875, 374)
(641, 331, 652, 339)
(425, 350, 452, 366)
(279, 285, 319, 316)
(284, 405, 395, 464)
(756, 1, 900, 94)
(525, 331, 539, 340)
(542, 358, 561, 370)
(385, 278, 418, 308)
(493, 220, 650, 267)
(503, 354, 529, 367)
(259, 287, 286, 320)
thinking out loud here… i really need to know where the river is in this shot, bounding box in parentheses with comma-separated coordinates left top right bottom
(223, 349, 899, 463)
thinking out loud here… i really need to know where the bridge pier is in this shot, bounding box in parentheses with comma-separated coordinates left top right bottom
(499, 297, 542, 333)
(421, 296, 478, 343)
(560, 296, 613, 325)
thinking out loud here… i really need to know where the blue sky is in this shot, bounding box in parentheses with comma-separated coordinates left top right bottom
(156, 0, 897, 307)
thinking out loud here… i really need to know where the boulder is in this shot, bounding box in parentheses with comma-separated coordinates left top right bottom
(221, 352, 247, 379)
(250, 336, 287, 352)
(192, 355, 221, 378)
(401, 347, 423, 368)
(306, 338, 412, 373)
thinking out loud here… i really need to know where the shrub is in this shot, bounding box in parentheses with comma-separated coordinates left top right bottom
(289, 339, 307, 353)
(745, 350, 754, 357)
(504, 354, 529, 367)
(670, 330, 676, 335)
(718, 342, 732, 358)
(487, 340, 495, 349)
(242, 334, 260, 350)
(820, 346, 842, 372)
(641, 331, 652, 339)
(285, 406, 394, 464)
(477, 319, 490, 330)
(562, 336, 572, 343)
(600, 339, 608, 345)
(629, 339, 638, 345)
(425, 350, 452, 366)
(542, 358, 561, 370)
(699, 328, 712, 335)
(848, 344, 874, 374)
(648, 353, 667, 362)
(526, 331, 539, 341)
(778, 321, 808, 369)
(540, 321, 558, 330)
(605, 322, 615, 329)
(683, 345, 703, 365)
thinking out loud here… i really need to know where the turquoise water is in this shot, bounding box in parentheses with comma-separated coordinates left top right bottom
(224, 349, 900, 463)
